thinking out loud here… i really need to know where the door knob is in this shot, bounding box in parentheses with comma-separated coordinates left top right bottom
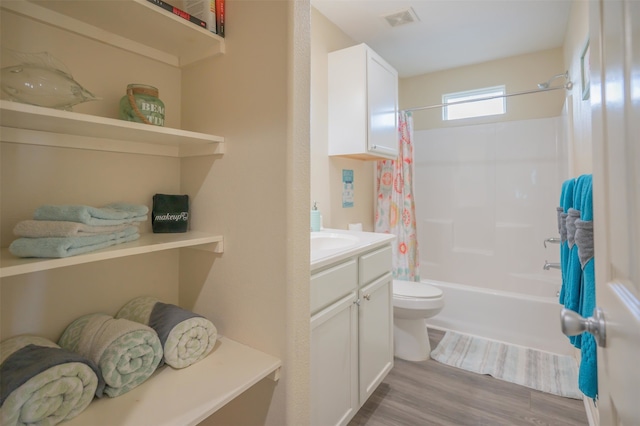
(560, 308, 606, 347)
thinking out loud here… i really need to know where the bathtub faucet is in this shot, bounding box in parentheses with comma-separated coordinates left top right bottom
(543, 237, 561, 248)
(543, 261, 561, 270)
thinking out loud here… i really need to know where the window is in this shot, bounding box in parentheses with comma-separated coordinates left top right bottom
(442, 86, 506, 120)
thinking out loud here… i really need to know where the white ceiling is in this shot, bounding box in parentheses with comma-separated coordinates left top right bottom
(312, 0, 573, 78)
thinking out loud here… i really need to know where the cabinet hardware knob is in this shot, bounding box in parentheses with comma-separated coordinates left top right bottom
(354, 299, 361, 306)
(363, 294, 371, 301)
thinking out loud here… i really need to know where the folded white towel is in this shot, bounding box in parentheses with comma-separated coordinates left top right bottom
(13, 220, 138, 238)
(34, 203, 148, 226)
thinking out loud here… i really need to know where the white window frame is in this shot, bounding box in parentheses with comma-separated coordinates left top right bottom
(442, 85, 506, 121)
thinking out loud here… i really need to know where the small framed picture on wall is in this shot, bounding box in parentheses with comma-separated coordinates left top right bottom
(581, 39, 590, 100)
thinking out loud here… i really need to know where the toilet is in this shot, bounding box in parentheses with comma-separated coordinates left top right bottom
(392, 280, 445, 361)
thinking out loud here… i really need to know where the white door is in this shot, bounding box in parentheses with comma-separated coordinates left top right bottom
(590, 0, 640, 424)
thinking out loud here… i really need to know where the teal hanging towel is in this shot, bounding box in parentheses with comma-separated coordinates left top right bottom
(152, 194, 189, 233)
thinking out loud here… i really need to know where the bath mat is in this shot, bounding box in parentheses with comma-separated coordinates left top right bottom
(430, 331, 582, 399)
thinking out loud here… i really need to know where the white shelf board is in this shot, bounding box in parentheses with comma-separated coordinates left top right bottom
(0, 101, 224, 157)
(0, 232, 223, 278)
(64, 337, 281, 426)
(2, 0, 224, 67)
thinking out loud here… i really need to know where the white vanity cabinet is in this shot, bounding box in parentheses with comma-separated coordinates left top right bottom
(0, 2, 281, 425)
(357, 245, 394, 403)
(310, 259, 359, 426)
(310, 242, 393, 426)
(328, 43, 399, 160)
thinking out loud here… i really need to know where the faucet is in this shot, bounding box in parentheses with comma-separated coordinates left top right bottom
(543, 261, 561, 270)
(543, 237, 560, 248)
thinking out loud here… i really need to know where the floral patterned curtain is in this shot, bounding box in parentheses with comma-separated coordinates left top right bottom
(375, 111, 420, 281)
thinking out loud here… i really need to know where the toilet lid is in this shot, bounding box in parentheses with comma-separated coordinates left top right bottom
(393, 280, 443, 299)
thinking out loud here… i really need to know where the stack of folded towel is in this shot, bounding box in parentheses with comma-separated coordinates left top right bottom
(58, 313, 163, 398)
(9, 203, 148, 258)
(116, 296, 218, 369)
(0, 335, 104, 426)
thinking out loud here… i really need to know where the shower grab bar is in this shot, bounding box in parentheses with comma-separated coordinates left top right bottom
(544, 237, 561, 248)
(543, 261, 561, 270)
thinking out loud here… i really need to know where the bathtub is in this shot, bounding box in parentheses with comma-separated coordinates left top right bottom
(424, 279, 574, 355)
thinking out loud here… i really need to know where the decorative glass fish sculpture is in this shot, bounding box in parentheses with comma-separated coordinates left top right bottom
(1, 50, 100, 110)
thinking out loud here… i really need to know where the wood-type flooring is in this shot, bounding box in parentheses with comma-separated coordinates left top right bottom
(349, 329, 588, 426)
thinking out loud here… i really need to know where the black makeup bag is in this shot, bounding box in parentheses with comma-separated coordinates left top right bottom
(152, 194, 189, 233)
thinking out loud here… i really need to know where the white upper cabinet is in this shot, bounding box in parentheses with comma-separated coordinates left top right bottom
(328, 43, 399, 160)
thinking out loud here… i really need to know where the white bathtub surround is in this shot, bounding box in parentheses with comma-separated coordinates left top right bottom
(431, 331, 581, 399)
(424, 280, 574, 355)
(414, 116, 568, 295)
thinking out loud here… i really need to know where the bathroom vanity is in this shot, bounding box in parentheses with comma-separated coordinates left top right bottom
(310, 230, 395, 426)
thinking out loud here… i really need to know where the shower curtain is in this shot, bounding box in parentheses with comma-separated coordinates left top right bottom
(375, 110, 420, 281)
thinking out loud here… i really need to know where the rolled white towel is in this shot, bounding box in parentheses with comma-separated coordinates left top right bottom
(116, 296, 217, 369)
(0, 335, 103, 426)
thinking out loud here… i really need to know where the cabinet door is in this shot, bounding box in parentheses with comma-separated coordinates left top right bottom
(311, 292, 359, 426)
(366, 50, 398, 159)
(358, 272, 394, 404)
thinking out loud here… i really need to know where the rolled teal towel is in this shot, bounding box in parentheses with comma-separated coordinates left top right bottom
(0, 335, 103, 426)
(8, 227, 139, 258)
(116, 296, 217, 369)
(58, 313, 162, 398)
(34, 203, 148, 226)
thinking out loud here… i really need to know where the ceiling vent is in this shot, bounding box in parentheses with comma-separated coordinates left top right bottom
(382, 7, 420, 28)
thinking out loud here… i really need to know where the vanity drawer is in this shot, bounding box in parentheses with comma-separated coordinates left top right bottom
(359, 245, 393, 286)
(311, 259, 357, 314)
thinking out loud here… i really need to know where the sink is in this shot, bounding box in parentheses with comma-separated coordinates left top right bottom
(310, 229, 396, 270)
(311, 232, 359, 251)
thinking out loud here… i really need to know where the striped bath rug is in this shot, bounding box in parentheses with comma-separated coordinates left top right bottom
(430, 331, 582, 399)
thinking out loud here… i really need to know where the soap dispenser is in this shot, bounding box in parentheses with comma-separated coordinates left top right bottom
(311, 201, 321, 232)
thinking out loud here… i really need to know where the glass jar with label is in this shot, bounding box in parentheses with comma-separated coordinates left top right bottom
(118, 84, 165, 126)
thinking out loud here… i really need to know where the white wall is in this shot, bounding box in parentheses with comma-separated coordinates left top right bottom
(400, 48, 567, 131)
(415, 117, 567, 296)
(310, 7, 376, 232)
(563, 0, 592, 176)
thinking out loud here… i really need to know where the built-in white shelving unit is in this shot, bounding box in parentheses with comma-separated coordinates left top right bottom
(0, 100, 225, 157)
(2, 0, 225, 68)
(0, 1, 282, 424)
(0, 232, 224, 278)
(63, 337, 281, 426)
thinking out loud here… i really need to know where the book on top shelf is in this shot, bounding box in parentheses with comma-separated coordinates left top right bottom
(215, 0, 225, 37)
(182, 0, 217, 34)
(146, 0, 208, 30)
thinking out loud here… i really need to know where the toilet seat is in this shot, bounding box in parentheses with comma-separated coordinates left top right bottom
(393, 280, 443, 299)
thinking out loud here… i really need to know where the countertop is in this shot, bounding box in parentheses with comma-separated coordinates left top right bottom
(310, 228, 395, 272)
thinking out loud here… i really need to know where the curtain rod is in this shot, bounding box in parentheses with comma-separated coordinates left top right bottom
(402, 83, 571, 113)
